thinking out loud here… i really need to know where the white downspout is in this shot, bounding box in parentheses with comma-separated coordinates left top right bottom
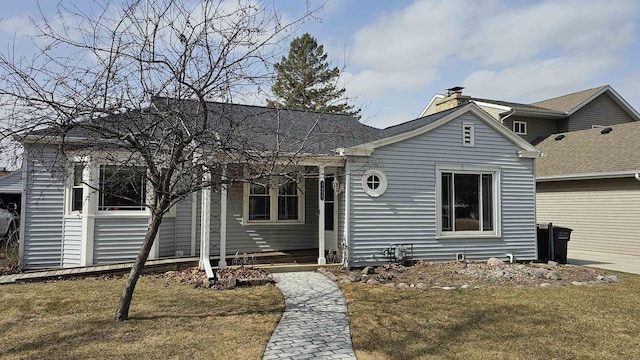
(199, 171, 214, 279)
(500, 108, 516, 125)
(634, 173, 640, 182)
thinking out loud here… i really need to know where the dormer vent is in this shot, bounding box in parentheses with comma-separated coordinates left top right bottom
(554, 134, 565, 141)
(600, 127, 612, 134)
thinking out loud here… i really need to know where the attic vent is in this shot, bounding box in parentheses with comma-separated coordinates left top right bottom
(600, 127, 613, 134)
(555, 134, 565, 141)
(462, 122, 474, 147)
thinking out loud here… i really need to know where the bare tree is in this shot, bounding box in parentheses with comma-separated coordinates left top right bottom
(0, 0, 318, 321)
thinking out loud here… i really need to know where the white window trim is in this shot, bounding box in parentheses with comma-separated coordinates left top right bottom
(64, 159, 177, 218)
(361, 168, 388, 197)
(242, 176, 305, 225)
(513, 121, 527, 135)
(435, 164, 501, 239)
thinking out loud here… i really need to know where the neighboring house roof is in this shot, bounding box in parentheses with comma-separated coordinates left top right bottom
(0, 171, 22, 194)
(536, 122, 640, 181)
(420, 85, 640, 121)
(531, 86, 607, 113)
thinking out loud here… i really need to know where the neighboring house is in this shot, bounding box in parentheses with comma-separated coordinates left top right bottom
(420, 86, 640, 144)
(536, 122, 640, 257)
(19, 102, 541, 270)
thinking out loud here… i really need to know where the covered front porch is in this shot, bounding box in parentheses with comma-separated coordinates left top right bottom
(198, 160, 346, 277)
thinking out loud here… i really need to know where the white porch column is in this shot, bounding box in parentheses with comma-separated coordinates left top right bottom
(219, 165, 228, 269)
(80, 162, 98, 266)
(199, 171, 212, 272)
(318, 165, 326, 265)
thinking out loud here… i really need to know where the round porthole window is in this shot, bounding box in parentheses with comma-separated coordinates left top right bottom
(362, 169, 388, 197)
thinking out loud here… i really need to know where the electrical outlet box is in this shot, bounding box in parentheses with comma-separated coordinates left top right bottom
(456, 253, 465, 262)
(175, 250, 184, 257)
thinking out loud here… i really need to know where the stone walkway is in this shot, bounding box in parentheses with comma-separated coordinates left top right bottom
(263, 272, 357, 360)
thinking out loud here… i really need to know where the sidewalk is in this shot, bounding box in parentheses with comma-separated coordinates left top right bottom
(568, 250, 640, 275)
(263, 272, 356, 360)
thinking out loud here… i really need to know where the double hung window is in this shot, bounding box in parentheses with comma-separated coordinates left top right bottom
(245, 174, 304, 224)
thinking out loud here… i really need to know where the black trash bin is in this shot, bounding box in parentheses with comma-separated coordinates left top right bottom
(552, 226, 572, 264)
(537, 223, 573, 264)
(536, 224, 550, 262)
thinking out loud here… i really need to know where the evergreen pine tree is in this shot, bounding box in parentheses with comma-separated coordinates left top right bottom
(267, 33, 361, 117)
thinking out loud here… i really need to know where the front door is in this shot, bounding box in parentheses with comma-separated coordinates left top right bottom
(324, 175, 338, 252)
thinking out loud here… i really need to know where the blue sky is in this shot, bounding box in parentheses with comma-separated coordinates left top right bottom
(1, 0, 639, 129)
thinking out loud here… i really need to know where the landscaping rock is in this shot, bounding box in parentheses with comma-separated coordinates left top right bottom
(545, 271, 562, 281)
(362, 266, 375, 275)
(365, 278, 379, 285)
(383, 282, 396, 287)
(461, 284, 470, 289)
(539, 283, 552, 288)
(397, 283, 409, 288)
(348, 274, 361, 282)
(487, 257, 504, 266)
(416, 283, 428, 289)
(442, 286, 455, 290)
(606, 275, 619, 283)
(534, 269, 548, 279)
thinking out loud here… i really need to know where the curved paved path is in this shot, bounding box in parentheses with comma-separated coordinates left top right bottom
(262, 272, 357, 360)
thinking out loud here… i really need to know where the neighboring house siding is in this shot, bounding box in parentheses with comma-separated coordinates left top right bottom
(537, 178, 640, 256)
(174, 197, 192, 256)
(347, 113, 537, 266)
(62, 218, 82, 267)
(568, 93, 634, 131)
(93, 218, 148, 264)
(503, 116, 559, 143)
(22, 147, 65, 269)
(476, 104, 503, 120)
(158, 218, 175, 257)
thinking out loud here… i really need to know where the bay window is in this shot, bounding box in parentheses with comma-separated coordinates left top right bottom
(99, 165, 146, 211)
(438, 166, 500, 237)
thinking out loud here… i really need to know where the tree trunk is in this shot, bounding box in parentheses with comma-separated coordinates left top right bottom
(115, 212, 163, 321)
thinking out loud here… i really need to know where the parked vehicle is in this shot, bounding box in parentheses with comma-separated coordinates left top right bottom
(0, 202, 17, 237)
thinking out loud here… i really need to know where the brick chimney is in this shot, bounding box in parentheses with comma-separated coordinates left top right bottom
(435, 86, 470, 111)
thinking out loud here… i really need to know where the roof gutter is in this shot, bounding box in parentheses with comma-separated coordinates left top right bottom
(537, 170, 640, 182)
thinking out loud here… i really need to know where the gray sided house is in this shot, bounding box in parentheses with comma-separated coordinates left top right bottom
(536, 122, 640, 257)
(19, 102, 541, 270)
(420, 85, 639, 144)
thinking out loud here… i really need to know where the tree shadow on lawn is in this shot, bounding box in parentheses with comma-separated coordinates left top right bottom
(351, 300, 565, 359)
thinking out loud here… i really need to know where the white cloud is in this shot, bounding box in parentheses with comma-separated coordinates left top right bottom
(461, 56, 615, 102)
(341, 0, 638, 106)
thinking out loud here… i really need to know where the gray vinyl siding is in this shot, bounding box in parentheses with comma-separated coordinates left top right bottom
(568, 93, 635, 131)
(62, 218, 82, 267)
(158, 218, 175, 257)
(0, 171, 23, 193)
(347, 113, 537, 266)
(220, 178, 318, 254)
(93, 218, 148, 264)
(503, 116, 559, 143)
(22, 147, 66, 269)
(537, 178, 640, 256)
(174, 197, 193, 256)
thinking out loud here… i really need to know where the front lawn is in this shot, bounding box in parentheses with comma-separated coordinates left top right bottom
(343, 273, 640, 359)
(0, 276, 283, 359)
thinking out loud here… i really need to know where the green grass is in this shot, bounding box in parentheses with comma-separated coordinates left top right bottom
(0, 277, 283, 360)
(343, 273, 640, 359)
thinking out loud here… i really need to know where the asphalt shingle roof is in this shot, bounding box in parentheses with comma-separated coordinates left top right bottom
(535, 121, 640, 178)
(531, 86, 607, 113)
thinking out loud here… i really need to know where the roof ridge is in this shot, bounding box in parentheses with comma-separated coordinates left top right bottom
(531, 85, 608, 105)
